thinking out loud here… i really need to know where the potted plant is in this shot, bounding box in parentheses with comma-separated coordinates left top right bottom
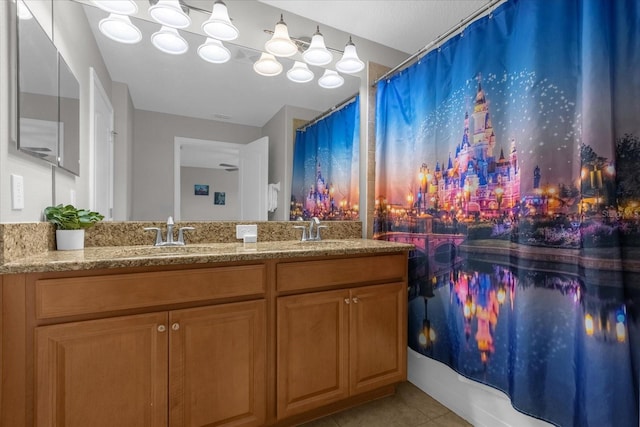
(44, 204, 104, 250)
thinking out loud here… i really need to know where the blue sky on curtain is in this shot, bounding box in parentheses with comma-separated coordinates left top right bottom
(374, 0, 638, 425)
(290, 96, 360, 220)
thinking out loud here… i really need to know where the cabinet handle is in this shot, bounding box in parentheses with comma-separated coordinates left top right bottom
(352, 297, 359, 303)
(344, 298, 350, 304)
(157, 325, 166, 332)
(171, 323, 180, 331)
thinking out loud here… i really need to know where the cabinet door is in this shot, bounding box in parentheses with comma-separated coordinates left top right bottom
(349, 282, 407, 395)
(35, 312, 168, 427)
(169, 300, 266, 427)
(277, 289, 350, 419)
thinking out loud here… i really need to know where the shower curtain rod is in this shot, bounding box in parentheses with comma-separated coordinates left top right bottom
(372, 0, 505, 86)
(297, 94, 358, 132)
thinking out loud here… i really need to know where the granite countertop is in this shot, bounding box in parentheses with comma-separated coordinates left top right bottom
(0, 239, 414, 274)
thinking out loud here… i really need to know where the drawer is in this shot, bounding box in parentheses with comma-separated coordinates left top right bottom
(35, 265, 266, 319)
(276, 253, 406, 293)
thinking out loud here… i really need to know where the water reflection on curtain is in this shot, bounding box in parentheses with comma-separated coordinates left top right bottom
(290, 96, 360, 220)
(374, 0, 639, 425)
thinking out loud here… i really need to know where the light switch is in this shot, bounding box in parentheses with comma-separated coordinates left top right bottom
(11, 174, 24, 210)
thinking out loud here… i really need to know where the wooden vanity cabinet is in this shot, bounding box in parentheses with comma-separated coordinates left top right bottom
(2, 250, 408, 427)
(35, 300, 266, 427)
(275, 254, 407, 421)
(7, 264, 267, 427)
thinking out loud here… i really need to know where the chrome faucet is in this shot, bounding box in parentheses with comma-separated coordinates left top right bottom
(144, 216, 194, 246)
(309, 217, 320, 239)
(293, 217, 328, 242)
(166, 216, 175, 244)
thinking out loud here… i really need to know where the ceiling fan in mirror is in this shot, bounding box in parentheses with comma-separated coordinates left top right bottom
(219, 163, 238, 172)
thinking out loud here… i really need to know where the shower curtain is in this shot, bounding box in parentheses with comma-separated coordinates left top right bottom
(290, 96, 360, 220)
(374, 0, 639, 426)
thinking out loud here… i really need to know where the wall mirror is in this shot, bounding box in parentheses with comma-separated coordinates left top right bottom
(17, 0, 59, 165)
(76, 0, 361, 221)
(57, 54, 80, 175)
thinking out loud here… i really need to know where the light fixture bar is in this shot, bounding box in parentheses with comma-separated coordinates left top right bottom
(262, 29, 344, 55)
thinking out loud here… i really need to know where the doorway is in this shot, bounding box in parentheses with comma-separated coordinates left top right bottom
(173, 137, 268, 221)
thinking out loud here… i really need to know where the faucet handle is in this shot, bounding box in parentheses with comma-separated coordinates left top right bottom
(316, 225, 328, 240)
(293, 225, 308, 241)
(144, 227, 163, 246)
(178, 227, 195, 244)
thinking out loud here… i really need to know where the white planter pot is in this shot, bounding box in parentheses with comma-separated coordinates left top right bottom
(55, 229, 85, 250)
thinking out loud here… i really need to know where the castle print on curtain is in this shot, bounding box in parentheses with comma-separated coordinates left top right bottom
(291, 96, 360, 220)
(374, 0, 639, 426)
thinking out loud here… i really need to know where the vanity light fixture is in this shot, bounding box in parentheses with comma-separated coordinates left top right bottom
(318, 69, 344, 89)
(99, 14, 142, 44)
(303, 26, 332, 66)
(151, 26, 188, 54)
(149, 0, 191, 29)
(198, 38, 231, 64)
(286, 61, 314, 83)
(265, 15, 298, 57)
(91, 0, 138, 15)
(253, 53, 283, 77)
(335, 36, 364, 74)
(202, 0, 238, 41)
(17, 0, 33, 20)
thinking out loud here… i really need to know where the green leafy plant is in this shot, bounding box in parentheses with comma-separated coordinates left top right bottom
(44, 204, 104, 230)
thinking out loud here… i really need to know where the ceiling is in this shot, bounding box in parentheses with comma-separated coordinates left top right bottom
(259, 0, 492, 55)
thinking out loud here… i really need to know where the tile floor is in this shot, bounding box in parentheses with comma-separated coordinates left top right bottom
(300, 382, 472, 427)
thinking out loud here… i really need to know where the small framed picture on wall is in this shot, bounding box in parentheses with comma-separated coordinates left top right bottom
(214, 192, 226, 205)
(194, 184, 209, 196)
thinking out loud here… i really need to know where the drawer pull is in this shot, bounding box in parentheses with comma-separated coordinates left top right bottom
(344, 298, 350, 305)
(172, 323, 180, 331)
(352, 297, 359, 304)
(157, 325, 166, 332)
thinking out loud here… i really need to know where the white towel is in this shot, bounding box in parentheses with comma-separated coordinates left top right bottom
(268, 182, 280, 212)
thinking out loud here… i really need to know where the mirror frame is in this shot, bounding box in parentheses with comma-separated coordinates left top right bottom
(8, 0, 17, 147)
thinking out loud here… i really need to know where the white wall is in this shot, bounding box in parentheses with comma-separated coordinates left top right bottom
(181, 166, 239, 220)
(131, 109, 261, 220)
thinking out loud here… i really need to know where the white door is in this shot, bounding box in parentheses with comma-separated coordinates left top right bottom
(239, 136, 268, 221)
(90, 69, 114, 220)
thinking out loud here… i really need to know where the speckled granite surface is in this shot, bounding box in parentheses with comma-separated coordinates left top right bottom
(0, 221, 362, 264)
(0, 222, 56, 263)
(0, 239, 413, 274)
(0, 221, 411, 274)
(84, 221, 363, 247)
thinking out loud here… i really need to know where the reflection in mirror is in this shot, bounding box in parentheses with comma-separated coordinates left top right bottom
(58, 55, 80, 175)
(77, 1, 361, 221)
(17, 0, 58, 165)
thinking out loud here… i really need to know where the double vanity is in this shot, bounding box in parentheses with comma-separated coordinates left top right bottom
(0, 221, 412, 427)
